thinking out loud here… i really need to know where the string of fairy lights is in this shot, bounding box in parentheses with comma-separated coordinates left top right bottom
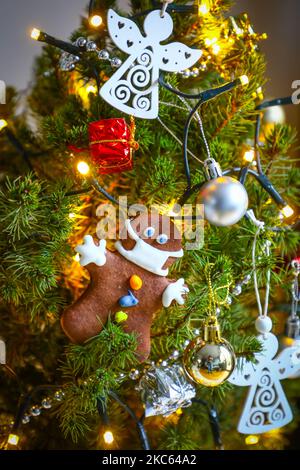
(0, 0, 299, 450)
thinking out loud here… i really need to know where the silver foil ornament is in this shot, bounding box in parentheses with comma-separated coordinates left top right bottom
(138, 363, 196, 417)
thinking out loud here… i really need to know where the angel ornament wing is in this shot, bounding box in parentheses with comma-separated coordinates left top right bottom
(229, 330, 300, 434)
(100, 9, 202, 119)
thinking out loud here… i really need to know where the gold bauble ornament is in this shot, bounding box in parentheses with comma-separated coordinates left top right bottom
(183, 316, 236, 387)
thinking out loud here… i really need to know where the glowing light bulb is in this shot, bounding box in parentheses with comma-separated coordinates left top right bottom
(280, 205, 294, 218)
(89, 14, 103, 28)
(256, 86, 264, 100)
(245, 435, 259, 445)
(211, 43, 220, 55)
(243, 149, 255, 163)
(73, 253, 80, 262)
(204, 37, 217, 47)
(198, 4, 209, 15)
(103, 430, 114, 444)
(7, 433, 19, 446)
(282, 336, 295, 347)
(77, 161, 90, 175)
(31, 28, 41, 40)
(0, 119, 8, 131)
(239, 75, 249, 86)
(86, 85, 97, 94)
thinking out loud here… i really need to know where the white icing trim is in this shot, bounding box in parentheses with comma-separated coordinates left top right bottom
(162, 278, 189, 307)
(75, 235, 107, 267)
(115, 219, 183, 276)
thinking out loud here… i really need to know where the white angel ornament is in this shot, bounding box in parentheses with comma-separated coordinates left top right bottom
(229, 317, 300, 434)
(100, 9, 202, 119)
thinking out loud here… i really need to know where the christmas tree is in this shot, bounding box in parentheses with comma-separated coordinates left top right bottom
(0, 0, 299, 451)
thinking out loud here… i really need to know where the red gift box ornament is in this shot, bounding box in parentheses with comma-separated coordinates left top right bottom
(89, 116, 139, 175)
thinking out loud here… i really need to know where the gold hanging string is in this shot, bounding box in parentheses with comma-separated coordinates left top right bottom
(204, 263, 233, 316)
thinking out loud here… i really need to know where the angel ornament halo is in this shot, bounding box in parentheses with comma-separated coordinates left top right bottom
(100, 9, 202, 119)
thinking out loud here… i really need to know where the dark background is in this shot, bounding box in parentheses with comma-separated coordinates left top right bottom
(0, 0, 299, 129)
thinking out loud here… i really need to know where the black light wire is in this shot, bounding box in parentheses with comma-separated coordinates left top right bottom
(192, 398, 223, 450)
(107, 391, 151, 450)
(1, 126, 33, 172)
(158, 75, 245, 201)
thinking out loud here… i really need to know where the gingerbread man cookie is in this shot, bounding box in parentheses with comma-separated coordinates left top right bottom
(61, 213, 189, 361)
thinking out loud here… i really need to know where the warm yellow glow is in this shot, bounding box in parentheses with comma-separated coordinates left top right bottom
(243, 148, 255, 163)
(73, 253, 80, 263)
(211, 43, 220, 55)
(89, 14, 103, 27)
(86, 85, 97, 94)
(239, 75, 249, 86)
(77, 161, 90, 175)
(8, 434, 19, 446)
(103, 430, 114, 444)
(175, 408, 183, 415)
(73, 253, 80, 262)
(31, 28, 41, 40)
(166, 199, 181, 217)
(281, 205, 294, 218)
(282, 336, 295, 347)
(265, 427, 281, 436)
(198, 4, 209, 15)
(245, 435, 259, 445)
(256, 86, 263, 98)
(0, 119, 8, 131)
(204, 37, 217, 47)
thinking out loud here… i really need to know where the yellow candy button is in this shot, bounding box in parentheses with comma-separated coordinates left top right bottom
(115, 311, 128, 323)
(130, 275, 143, 290)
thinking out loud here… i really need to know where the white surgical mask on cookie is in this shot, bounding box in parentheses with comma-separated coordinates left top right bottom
(115, 219, 183, 276)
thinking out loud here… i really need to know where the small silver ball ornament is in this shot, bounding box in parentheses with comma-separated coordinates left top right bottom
(75, 37, 87, 48)
(198, 159, 248, 227)
(98, 49, 110, 60)
(86, 41, 97, 51)
(111, 57, 122, 68)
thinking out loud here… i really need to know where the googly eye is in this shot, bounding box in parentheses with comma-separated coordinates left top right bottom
(143, 226, 155, 238)
(156, 233, 168, 244)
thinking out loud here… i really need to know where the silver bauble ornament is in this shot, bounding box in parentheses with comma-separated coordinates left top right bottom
(137, 363, 196, 417)
(198, 158, 248, 226)
(183, 316, 236, 387)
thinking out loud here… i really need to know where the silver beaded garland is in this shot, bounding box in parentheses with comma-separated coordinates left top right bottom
(111, 57, 122, 68)
(232, 284, 242, 296)
(98, 49, 110, 60)
(30, 406, 41, 417)
(129, 369, 140, 380)
(59, 38, 122, 73)
(41, 398, 52, 409)
(22, 414, 30, 425)
(242, 274, 252, 284)
(86, 41, 97, 51)
(75, 37, 87, 48)
(171, 350, 180, 359)
(190, 67, 199, 77)
(54, 390, 64, 401)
